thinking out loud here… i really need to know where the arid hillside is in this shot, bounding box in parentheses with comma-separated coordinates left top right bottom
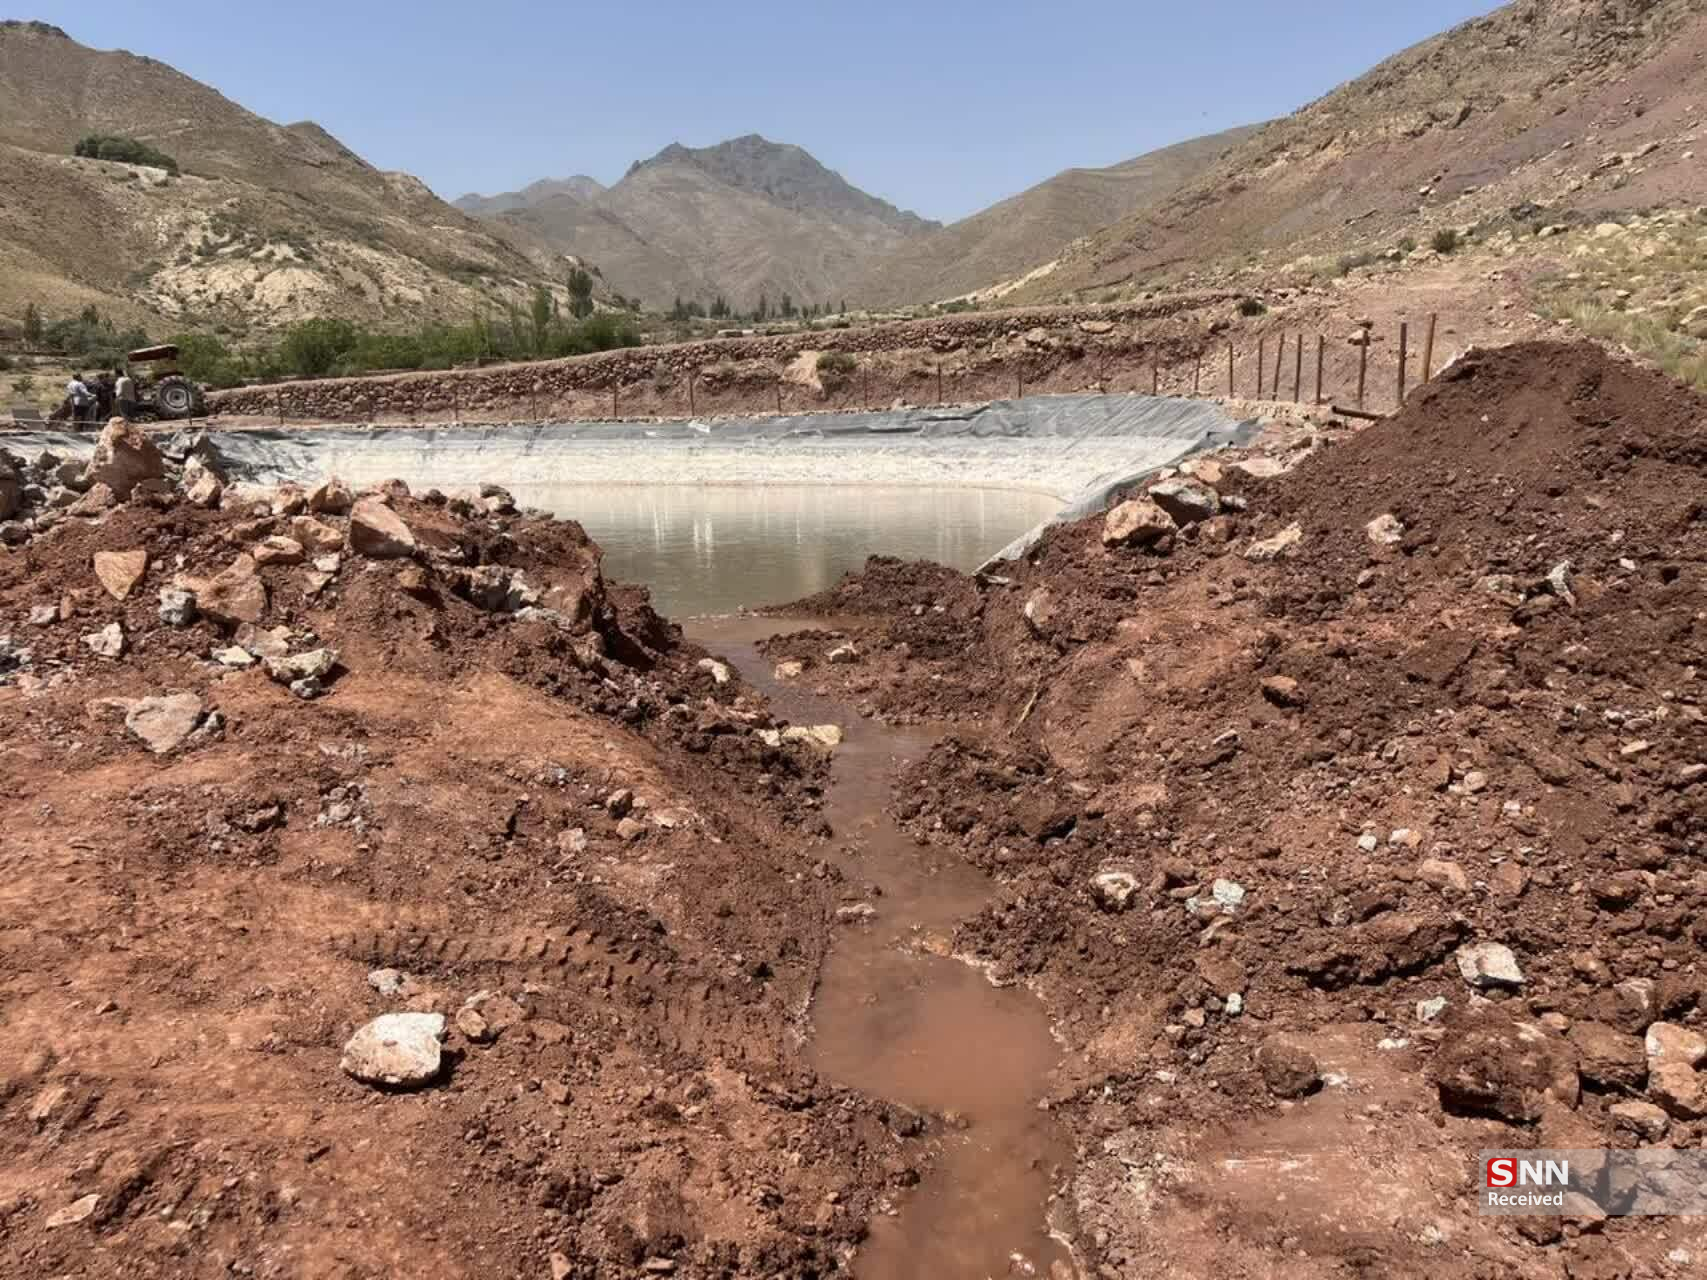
(852, 125, 1260, 308)
(466, 135, 938, 310)
(0, 21, 557, 335)
(1003, 0, 1707, 303)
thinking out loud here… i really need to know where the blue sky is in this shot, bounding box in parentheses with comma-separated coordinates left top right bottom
(34, 0, 1503, 223)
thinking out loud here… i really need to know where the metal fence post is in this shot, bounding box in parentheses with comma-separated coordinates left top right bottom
(1397, 321, 1409, 407)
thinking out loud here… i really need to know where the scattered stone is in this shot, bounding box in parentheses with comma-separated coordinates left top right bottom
(253, 535, 305, 566)
(1244, 522, 1303, 562)
(456, 1004, 494, 1044)
(1147, 479, 1219, 526)
(264, 648, 337, 685)
(289, 676, 326, 701)
(605, 788, 634, 817)
(367, 968, 408, 997)
(616, 817, 646, 842)
(1429, 1007, 1580, 1123)
(1365, 513, 1405, 546)
(1255, 1034, 1322, 1098)
(83, 418, 164, 499)
(1260, 675, 1305, 707)
(348, 497, 416, 559)
(1023, 587, 1057, 637)
(1490, 862, 1529, 898)
(1644, 1023, 1707, 1071)
(340, 1012, 446, 1089)
(82, 621, 124, 658)
(557, 827, 588, 857)
(93, 549, 148, 599)
(291, 516, 343, 554)
(1462, 770, 1488, 794)
(696, 657, 731, 685)
(1648, 1062, 1707, 1119)
(1455, 941, 1524, 989)
(214, 645, 255, 668)
(783, 724, 844, 751)
(157, 587, 196, 627)
(774, 659, 805, 680)
(1608, 1099, 1670, 1141)
(68, 481, 116, 516)
(1417, 996, 1449, 1023)
(309, 477, 355, 514)
(1102, 497, 1176, 548)
(313, 553, 342, 574)
(44, 1193, 100, 1229)
(826, 643, 859, 665)
(182, 457, 222, 508)
(1357, 833, 1379, 853)
(1089, 869, 1141, 911)
(1388, 827, 1421, 849)
(195, 555, 268, 626)
(1211, 878, 1245, 912)
(1544, 560, 1576, 606)
(1569, 1021, 1648, 1090)
(125, 693, 205, 754)
(1418, 858, 1469, 893)
(235, 623, 292, 659)
(27, 604, 58, 626)
(836, 903, 876, 923)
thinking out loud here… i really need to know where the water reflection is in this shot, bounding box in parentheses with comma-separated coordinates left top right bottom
(521, 484, 1061, 617)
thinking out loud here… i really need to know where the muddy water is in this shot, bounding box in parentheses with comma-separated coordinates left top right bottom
(689, 617, 1073, 1280)
(527, 484, 1061, 618)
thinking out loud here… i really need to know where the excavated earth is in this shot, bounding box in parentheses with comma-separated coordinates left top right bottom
(762, 341, 1707, 1278)
(0, 444, 928, 1277)
(6, 337, 1707, 1280)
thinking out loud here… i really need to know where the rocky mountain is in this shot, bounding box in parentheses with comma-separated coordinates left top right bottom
(1009, 0, 1707, 303)
(467, 135, 938, 310)
(453, 176, 606, 217)
(851, 125, 1260, 308)
(0, 20, 557, 337)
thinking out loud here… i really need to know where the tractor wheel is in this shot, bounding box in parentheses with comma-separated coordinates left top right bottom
(153, 375, 203, 420)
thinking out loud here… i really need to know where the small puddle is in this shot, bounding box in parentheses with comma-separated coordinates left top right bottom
(689, 616, 1073, 1280)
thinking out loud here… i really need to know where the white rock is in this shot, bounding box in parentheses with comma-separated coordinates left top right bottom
(1366, 513, 1405, 546)
(1244, 523, 1303, 562)
(340, 1012, 446, 1088)
(82, 621, 124, 658)
(125, 692, 205, 754)
(696, 657, 731, 685)
(1456, 942, 1525, 989)
(1090, 869, 1141, 911)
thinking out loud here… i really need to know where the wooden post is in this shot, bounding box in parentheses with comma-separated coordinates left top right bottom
(1256, 336, 1266, 399)
(1227, 343, 1235, 396)
(612, 385, 618, 418)
(1315, 334, 1325, 404)
(1016, 368, 1023, 400)
(277, 392, 284, 426)
(688, 371, 695, 416)
(1193, 356, 1201, 395)
(1356, 335, 1368, 410)
(774, 380, 781, 414)
(453, 382, 460, 425)
(1397, 321, 1409, 407)
(1293, 334, 1303, 402)
(1275, 335, 1287, 397)
(936, 363, 943, 404)
(1151, 365, 1159, 395)
(864, 363, 870, 408)
(1422, 312, 1437, 382)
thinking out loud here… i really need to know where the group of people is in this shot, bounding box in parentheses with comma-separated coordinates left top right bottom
(63, 367, 137, 425)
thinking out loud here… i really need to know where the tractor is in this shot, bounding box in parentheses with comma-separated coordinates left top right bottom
(125, 344, 206, 420)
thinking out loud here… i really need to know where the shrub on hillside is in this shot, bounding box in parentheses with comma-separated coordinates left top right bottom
(1237, 297, 1267, 317)
(73, 133, 180, 175)
(816, 351, 857, 379)
(1431, 228, 1461, 254)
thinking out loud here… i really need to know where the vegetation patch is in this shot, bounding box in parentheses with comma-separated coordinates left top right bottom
(73, 133, 180, 175)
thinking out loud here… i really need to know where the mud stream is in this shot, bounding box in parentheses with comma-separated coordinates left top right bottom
(690, 617, 1073, 1280)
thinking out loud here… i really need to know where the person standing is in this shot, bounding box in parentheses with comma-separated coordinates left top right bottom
(115, 367, 137, 422)
(65, 372, 92, 425)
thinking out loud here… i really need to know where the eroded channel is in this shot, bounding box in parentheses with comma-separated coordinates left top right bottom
(690, 616, 1073, 1280)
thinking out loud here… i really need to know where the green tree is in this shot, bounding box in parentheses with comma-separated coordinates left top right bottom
(755, 292, 769, 322)
(21, 301, 42, 344)
(529, 285, 554, 356)
(567, 268, 595, 319)
(278, 317, 358, 377)
(780, 293, 795, 318)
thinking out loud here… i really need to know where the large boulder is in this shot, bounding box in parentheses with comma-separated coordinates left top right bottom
(1255, 1034, 1322, 1098)
(1101, 497, 1176, 549)
(82, 418, 164, 499)
(1569, 1021, 1648, 1091)
(1430, 1007, 1580, 1123)
(348, 497, 416, 559)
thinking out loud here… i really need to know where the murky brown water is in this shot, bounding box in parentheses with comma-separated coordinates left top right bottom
(690, 617, 1073, 1280)
(527, 484, 1061, 619)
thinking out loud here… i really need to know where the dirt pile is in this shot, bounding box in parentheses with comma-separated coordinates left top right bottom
(775, 342, 1707, 1276)
(0, 430, 924, 1277)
